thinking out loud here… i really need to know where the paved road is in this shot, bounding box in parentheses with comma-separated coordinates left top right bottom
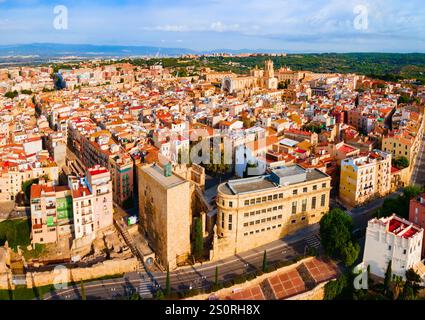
(44, 224, 320, 300)
(411, 131, 425, 186)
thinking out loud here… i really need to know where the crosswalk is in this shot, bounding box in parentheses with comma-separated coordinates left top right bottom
(304, 234, 321, 250)
(138, 279, 154, 298)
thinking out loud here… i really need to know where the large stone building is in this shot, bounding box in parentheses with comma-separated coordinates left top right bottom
(339, 150, 392, 208)
(138, 163, 191, 270)
(222, 60, 278, 94)
(212, 165, 331, 260)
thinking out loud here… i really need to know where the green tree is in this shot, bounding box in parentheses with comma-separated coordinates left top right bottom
(129, 293, 142, 300)
(204, 149, 230, 175)
(4, 91, 18, 99)
(165, 266, 171, 297)
(320, 208, 353, 259)
(80, 281, 86, 300)
(384, 260, 392, 296)
(392, 275, 404, 300)
(193, 217, 204, 260)
(341, 241, 360, 267)
(262, 250, 268, 273)
(324, 273, 350, 300)
(401, 268, 422, 300)
(393, 156, 409, 169)
(155, 289, 165, 300)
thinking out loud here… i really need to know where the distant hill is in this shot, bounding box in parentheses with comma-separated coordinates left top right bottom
(0, 43, 288, 59)
(0, 43, 198, 58)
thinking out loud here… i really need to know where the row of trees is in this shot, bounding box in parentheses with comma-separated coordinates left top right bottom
(375, 185, 423, 220)
(324, 264, 422, 300)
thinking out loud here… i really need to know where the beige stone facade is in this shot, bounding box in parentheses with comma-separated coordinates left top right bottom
(138, 163, 191, 270)
(212, 165, 331, 260)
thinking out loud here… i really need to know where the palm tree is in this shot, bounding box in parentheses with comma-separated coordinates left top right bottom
(392, 275, 404, 300)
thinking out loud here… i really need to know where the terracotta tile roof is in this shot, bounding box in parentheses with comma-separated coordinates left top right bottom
(267, 269, 306, 299)
(227, 285, 265, 300)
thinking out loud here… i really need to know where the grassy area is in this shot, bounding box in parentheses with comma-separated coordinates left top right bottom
(0, 285, 57, 300)
(21, 243, 45, 260)
(0, 273, 126, 300)
(0, 219, 31, 250)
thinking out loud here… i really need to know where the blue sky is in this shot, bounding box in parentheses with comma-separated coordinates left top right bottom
(0, 0, 424, 52)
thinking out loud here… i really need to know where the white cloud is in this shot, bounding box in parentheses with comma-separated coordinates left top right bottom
(209, 21, 240, 32)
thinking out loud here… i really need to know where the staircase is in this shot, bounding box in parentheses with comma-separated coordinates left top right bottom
(113, 218, 145, 272)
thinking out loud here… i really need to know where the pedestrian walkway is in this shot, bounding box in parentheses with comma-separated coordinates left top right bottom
(304, 234, 321, 250)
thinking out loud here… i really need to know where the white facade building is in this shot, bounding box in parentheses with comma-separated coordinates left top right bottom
(363, 214, 423, 280)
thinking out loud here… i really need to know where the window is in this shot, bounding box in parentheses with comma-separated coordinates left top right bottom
(244, 213, 249, 218)
(229, 201, 233, 208)
(250, 199, 255, 205)
(312, 197, 317, 210)
(322, 183, 327, 188)
(244, 223, 248, 227)
(268, 195, 273, 201)
(273, 194, 278, 200)
(403, 249, 407, 255)
(256, 198, 261, 204)
(279, 193, 283, 199)
(278, 215, 282, 219)
(228, 214, 232, 230)
(262, 197, 267, 202)
(388, 245, 392, 251)
(244, 200, 249, 206)
(302, 199, 307, 212)
(313, 185, 317, 191)
(292, 201, 297, 215)
(221, 212, 225, 229)
(293, 189, 298, 195)
(303, 187, 308, 193)
(321, 194, 326, 207)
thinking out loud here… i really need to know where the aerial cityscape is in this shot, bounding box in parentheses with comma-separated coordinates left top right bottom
(0, 0, 425, 312)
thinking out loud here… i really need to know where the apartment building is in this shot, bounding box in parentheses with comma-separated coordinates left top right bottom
(339, 150, 391, 207)
(363, 215, 423, 280)
(30, 166, 113, 245)
(68, 118, 134, 206)
(0, 151, 59, 202)
(31, 183, 73, 244)
(382, 130, 420, 169)
(138, 163, 191, 270)
(213, 164, 331, 260)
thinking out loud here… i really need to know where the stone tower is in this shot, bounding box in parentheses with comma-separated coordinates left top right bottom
(264, 60, 275, 79)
